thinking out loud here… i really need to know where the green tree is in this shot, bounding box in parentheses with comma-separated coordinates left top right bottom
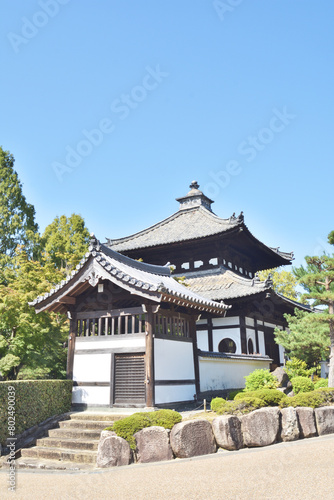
(0, 247, 68, 380)
(258, 268, 298, 300)
(274, 310, 330, 367)
(291, 234, 334, 386)
(41, 214, 90, 275)
(0, 147, 38, 260)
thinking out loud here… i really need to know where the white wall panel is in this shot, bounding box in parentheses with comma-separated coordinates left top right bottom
(246, 328, 257, 354)
(197, 330, 209, 351)
(258, 330, 266, 356)
(75, 336, 145, 351)
(155, 384, 196, 404)
(212, 328, 241, 354)
(154, 339, 194, 381)
(72, 386, 110, 405)
(73, 353, 111, 382)
(212, 316, 240, 327)
(199, 357, 271, 392)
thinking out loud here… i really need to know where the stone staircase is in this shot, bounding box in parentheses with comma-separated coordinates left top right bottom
(7, 413, 126, 471)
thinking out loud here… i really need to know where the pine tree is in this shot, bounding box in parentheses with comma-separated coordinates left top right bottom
(294, 236, 334, 386)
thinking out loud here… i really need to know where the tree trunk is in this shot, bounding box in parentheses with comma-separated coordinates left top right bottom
(328, 300, 334, 387)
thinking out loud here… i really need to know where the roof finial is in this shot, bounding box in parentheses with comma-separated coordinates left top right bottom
(190, 180, 199, 190)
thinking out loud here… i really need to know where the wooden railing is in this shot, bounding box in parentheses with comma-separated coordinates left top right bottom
(75, 307, 146, 337)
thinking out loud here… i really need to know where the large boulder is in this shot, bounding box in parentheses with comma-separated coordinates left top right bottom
(241, 408, 280, 447)
(281, 407, 299, 442)
(96, 430, 131, 468)
(271, 367, 289, 387)
(170, 419, 217, 458)
(134, 426, 173, 463)
(296, 407, 317, 438)
(212, 415, 243, 451)
(315, 406, 334, 436)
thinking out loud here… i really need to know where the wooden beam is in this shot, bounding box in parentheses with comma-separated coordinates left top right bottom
(145, 305, 155, 407)
(190, 315, 200, 398)
(240, 316, 247, 354)
(58, 296, 76, 305)
(66, 312, 77, 379)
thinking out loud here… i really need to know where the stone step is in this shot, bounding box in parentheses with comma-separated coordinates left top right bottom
(20, 446, 97, 464)
(48, 427, 102, 440)
(36, 436, 99, 451)
(3, 456, 96, 471)
(59, 419, 114, 430)
(69, 412, 127, 422)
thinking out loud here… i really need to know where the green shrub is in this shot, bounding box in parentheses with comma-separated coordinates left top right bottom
(314, 387, 334, 404)
(0, 380, 73, 445)
(314, 379, 328, 389)
(227, 389, 244, 400)
(285, 357, 315, 378)
(280, 391, 325, 408)
(235, 389, 285, 406)
(210, 397, 226, 412)
(109, 410, 182, 449)
(244, 369, 279, 391)
(216, 397, 265, 415)
(290, 376, 314, 394)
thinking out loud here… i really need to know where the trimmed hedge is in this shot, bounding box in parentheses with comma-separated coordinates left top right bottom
(108, 409, 182, 449)
(235, 389, 285, 406)
(210, 396, 265, 415)
(280, 388, 334, 409)
(210, 397, 226, 412)
(0, 380, 73, 445)
(314, 379, 328, 389)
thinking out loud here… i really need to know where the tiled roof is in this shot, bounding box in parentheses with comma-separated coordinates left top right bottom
(30, 236, 230, 315)
(106, 206, 243, 251)
(180, 267, 272, 301)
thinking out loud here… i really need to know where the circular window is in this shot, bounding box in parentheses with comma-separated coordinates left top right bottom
(248, 338, 254, 355)
(218, 338, 236, 354)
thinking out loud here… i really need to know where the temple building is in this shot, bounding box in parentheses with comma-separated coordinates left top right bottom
(31, 182, 308, 407)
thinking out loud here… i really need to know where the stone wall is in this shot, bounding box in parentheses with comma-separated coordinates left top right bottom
(97, 406, 334, 467)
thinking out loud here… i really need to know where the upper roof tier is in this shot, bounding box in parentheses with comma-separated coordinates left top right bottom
(106, 181, 294, 270)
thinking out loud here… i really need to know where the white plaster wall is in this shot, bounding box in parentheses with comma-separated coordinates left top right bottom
(73, 353, 111, 382)
(264, 322, 277, 329)
(245, 317, 255, 327)
(155, 384, 196, 404)
(258, 330, 266, 356)
(246, 328, 256, 354)
(154, 339, 194, 381)
(72, 386, 110, 405)
(197, 330, 209, 351)
(199, 358, 271, 392)
(196, 319, 208, 325)
(279, 344, 285, 364)
(212, 316, 240, 327)
(75, 336, 145, 351)
(212, 328, 241, 354)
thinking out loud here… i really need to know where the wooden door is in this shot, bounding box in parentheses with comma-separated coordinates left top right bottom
(113, 354, 146, 405)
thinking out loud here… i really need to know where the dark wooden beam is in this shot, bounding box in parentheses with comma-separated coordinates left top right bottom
(58, 296, 76, 305)
(66, 312, 77, 379)
(190, 315, 200, 398)
(239, 316, 247, 354)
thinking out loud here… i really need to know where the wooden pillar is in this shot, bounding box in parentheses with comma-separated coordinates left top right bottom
(254, 318, 260, 354)
(145, 305, 155, 407)
(240, 316, 247, 354)
(208, 317, 213, 352)
(190, 315, 200, 398)
(66, 312, 77, 379)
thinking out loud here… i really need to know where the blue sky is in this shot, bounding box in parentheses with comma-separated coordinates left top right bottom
(1, 1, 333, 268)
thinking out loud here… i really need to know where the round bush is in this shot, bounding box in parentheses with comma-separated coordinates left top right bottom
(235, 389, 285, 406)
(314, 379, 328, 389)
(216, 396, 265, 415)
(291, 376, 314, 394)
(210, 397, 226, 412)
(244, 369, 279, 391)
(227, 389, 244, 400)
(280, 390, 325, 409)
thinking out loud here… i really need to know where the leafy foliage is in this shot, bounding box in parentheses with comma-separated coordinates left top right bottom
(0, 147, 38, 262)
(215, 397, 265, 415)
(110, 410, 182, 449)
(280, 388, 334, 408)
(314, 378, 328, 389)
(41, 214, 90, 275)
(0, 248, 68, 380)
(244, 369, 279, 391)
(290, 376, 314, 394)
(258, 268, 298, 300)
(284, 357, 316, 378)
